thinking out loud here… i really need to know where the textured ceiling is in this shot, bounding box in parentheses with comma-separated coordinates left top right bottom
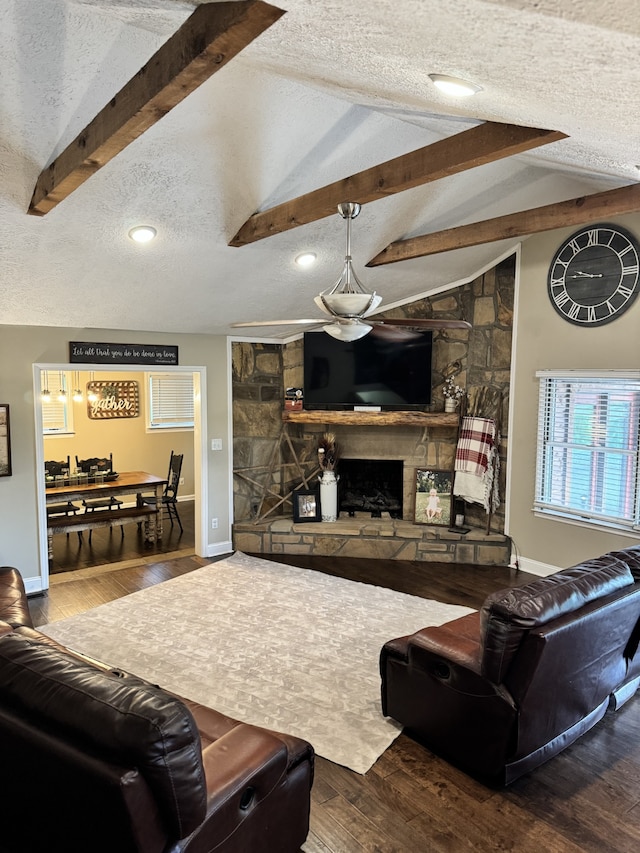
(1, 0, 639, 339)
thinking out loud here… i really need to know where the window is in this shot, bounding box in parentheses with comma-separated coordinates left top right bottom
(535, 371, 640, 532)
(41, 371, 74, 435)
(147, 373, 194, 430)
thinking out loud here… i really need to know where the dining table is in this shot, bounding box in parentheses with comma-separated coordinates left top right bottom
(45, 471, 167, 559)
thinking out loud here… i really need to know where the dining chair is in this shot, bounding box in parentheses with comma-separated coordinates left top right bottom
(76, 453, 123, 540)
(138, 451, 184, 532)
(45, 456, 82, 541)
(75, 453, 114, 474)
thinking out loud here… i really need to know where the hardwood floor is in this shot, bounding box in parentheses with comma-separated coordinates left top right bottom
(49, 499, 195, 574)
(29, 553, 640, 852)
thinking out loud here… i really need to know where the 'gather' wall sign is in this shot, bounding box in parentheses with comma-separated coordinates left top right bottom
(87, 381, 140, 420)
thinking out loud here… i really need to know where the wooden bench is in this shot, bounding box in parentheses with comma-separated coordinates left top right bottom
(47, 506, 160, 560)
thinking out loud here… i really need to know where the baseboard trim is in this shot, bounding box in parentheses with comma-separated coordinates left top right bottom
(207, 540, 233, 558)
(517, 557, 561, 577)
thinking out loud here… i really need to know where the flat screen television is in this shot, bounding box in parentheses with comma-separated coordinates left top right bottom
(303, 328, 433, 411)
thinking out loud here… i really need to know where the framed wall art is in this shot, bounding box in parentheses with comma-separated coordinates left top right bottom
(0, 404, 12, 477)
(293, 489, 322, 523)
(414, 468, 453, 526)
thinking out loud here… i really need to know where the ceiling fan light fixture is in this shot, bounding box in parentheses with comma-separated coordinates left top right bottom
(322, 320, 372, 341)
(295, 252, 317, 268)
(128, 225, 157, 243)
(315, 292, 382, 318)
(313, 202, 382, 326)
(429, 74, 482, 97)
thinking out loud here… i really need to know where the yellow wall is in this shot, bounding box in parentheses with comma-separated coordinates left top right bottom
(43, 370, 194, 496)
(509, 212, 640, 574)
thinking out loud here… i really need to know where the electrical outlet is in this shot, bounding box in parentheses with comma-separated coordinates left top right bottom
(211, 438, 223, 451)
(179, 477, 184, 486)
(211, 518, 218, 529)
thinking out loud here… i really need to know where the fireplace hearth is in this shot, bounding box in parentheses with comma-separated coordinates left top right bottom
(339, 459, 403, 518)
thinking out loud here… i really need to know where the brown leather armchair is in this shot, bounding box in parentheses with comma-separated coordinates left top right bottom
(380, 549, 640, 785)
(0, 567, 314, 853)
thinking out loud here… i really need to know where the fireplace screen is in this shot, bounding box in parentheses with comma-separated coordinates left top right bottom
(338, 459, 403, 518)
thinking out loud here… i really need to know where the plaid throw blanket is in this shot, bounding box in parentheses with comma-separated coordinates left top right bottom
(454, 416, 496, 475)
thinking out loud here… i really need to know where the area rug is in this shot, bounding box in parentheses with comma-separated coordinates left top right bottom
(40, 551, 474, 774)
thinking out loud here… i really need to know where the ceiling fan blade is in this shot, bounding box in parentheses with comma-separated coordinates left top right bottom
(231, 319, 323, 327)
(370, 317, 472, 330)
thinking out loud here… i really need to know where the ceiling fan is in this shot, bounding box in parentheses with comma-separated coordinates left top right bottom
(231, 202, 472, 342)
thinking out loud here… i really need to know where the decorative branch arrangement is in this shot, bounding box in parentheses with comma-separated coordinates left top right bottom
(318, 432, 339, 472)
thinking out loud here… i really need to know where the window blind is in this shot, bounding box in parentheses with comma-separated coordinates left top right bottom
(535, 373, 640, 530)
(148, 373, 194, 429)
(41, 372, 72, 434)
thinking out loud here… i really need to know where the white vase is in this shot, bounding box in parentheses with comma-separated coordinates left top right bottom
(445, 397, 458, 413)
(319, 470, 339, 521)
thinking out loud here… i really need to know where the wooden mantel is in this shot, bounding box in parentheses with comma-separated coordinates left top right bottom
(282, 410, 459, 427)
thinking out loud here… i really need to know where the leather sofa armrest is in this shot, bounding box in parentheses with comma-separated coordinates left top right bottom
(0, 567, 33, 629)
(408, 611, 483, 673)
(190, 724, 292, 850)
(408, 625, 482, 673)
(202, 723, 288, 805)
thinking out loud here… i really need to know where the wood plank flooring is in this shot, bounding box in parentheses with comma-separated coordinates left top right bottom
(49, 499, 195, 574)
(28, 553, 640, 852)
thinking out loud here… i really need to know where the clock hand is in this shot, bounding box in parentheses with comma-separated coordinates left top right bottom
(568, 271, 603, 279)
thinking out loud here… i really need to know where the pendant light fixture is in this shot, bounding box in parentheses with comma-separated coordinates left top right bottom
(57, 370, 67, 403)
(41, 370, 51, 402)
(87, 371, 98, 403)
(72, 370, 83, 402)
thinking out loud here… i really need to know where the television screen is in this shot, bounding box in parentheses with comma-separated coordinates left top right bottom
(303, 328, 433, 410)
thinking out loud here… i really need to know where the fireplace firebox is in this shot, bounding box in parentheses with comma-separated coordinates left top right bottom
(338, 459, 403, 518)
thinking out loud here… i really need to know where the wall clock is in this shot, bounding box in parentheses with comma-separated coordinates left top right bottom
(547, 223, 640, 326)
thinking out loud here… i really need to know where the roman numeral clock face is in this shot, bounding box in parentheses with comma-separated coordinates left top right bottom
(548, 224, 640, 326)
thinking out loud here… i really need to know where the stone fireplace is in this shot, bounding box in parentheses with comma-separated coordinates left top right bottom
(232, 254, 515, 564)
(339, 459, 403, 518)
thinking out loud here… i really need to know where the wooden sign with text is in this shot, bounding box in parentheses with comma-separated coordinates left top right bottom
(70, 341, 178, 365)
(87, 381, 140, 420)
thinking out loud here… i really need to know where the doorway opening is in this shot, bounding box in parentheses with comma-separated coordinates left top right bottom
(34, 363, 208, 590)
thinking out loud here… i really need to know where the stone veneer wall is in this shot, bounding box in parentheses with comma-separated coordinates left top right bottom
(232, 255, 515, 562)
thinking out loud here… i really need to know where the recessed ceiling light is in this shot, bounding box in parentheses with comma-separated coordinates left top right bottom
(428, 74, 482, 97)
(295, 252, 317, 268)
(128, 225, 157, 243)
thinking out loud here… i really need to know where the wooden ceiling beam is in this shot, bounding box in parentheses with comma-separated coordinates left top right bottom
(367, 183, 640, 265)
(229, 123, 567, 246)
(28, 1, 285, 216)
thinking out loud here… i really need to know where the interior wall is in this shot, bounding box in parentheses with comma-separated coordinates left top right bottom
(43, 370, 194, 496)
(0, 326, 231, 589)
(509, 211, 640, 574)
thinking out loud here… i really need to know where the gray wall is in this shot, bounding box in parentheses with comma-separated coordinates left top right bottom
(508, 212, 640, 574)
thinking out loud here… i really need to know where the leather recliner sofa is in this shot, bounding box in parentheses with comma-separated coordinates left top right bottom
(0, 566, 314, 853)
(380, 546, 640, 785)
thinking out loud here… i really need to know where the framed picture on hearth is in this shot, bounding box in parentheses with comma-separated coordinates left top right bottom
(414, 468, 453, 526)
(0, 404, 11, 477)
(293, 489, 322, 523)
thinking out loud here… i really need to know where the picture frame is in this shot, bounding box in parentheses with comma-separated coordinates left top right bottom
(293, 489, 322, 523)
(0, 404, 12, 477)
(414, 468, 453, 526)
